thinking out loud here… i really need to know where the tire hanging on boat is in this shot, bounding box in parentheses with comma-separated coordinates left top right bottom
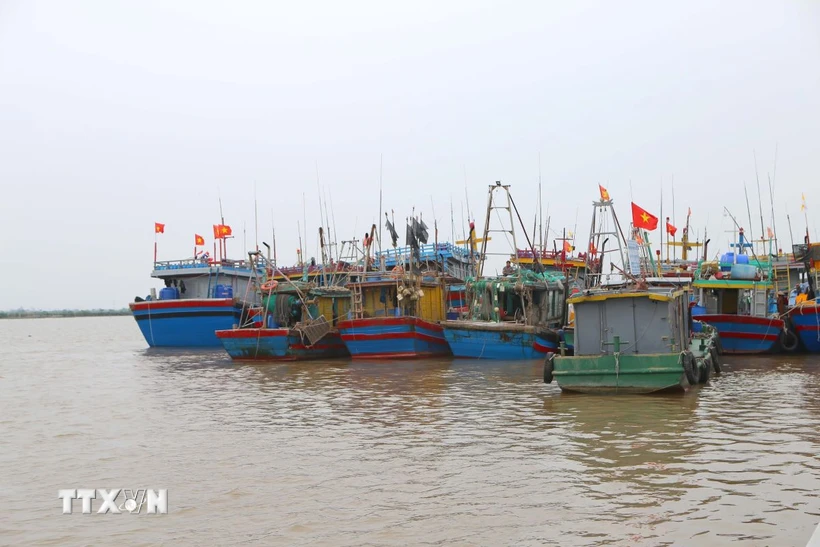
(682, 351, 699, 386)
(699, 357, 711, 384)
(543, 353, 555, 384)
(781, 329, 799, 352)
(714, 334, 724, 356)
(709, 345, 722, 374)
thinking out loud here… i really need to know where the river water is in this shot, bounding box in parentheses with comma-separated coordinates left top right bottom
(2, 316, 820, 546)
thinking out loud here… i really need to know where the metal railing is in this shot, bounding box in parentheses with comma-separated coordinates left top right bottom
(377, 243, 474, 266)
(153, 258, 263, 272)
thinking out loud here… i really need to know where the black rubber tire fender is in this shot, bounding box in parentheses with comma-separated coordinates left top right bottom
(682, 351, 699, 386)
(714, 334, 724, 356)
(543, 352, 555, 384)
(699, 357, 711, 384)
(709, 346, 722, 374)
(781, 329, 799, 353)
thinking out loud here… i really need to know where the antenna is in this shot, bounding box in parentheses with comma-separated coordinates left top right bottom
(297, 220, 303, 267)
(450, 196, 455, 245)
(463, 165, 472, 222)
(302, 192, 307, 267)
(753, 150, 766, 255)
(538, 153, 543, 252)
(771, 143, 779, 252)
(378, 154, 383, 256)
(744, 183, 754, 243)
(671, 174, 676, 237)
(252, 182, 258, 253)
(217, 188, 225, 261)
(660, 183, 664, 262)
(271, 210, 277, 267)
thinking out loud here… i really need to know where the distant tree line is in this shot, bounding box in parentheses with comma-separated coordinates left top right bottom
(0, 309, 131, 319)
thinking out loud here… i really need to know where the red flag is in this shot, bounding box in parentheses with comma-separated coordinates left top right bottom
(767, 227, 774, 239)
(599, 185, 611, 201)
(155, 222, 165, 234)
(631, 202, 659, 231)
(195, 234, 205, 246)
(213, 224, 233, 239)
(666, 220, 677, 237)
(563, 240, 572, 253)
(589, 242, 597, 255)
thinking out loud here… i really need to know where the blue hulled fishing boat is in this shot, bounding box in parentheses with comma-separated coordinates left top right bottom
(441, 182, 567, 359)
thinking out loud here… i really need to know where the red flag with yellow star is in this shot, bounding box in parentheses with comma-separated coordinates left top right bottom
(213, 224, 233, 239)
(195, 234, 205, 246)
(631, 202, 658, 231)
(599, 185, 610, 201)
(155, 222, 165, 234)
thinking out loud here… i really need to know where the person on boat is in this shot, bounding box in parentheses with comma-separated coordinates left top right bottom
(502, 260, 516, 275)
(777, 291, 788, 315)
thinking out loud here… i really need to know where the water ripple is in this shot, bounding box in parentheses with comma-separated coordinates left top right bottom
(2, 318, 820, 546)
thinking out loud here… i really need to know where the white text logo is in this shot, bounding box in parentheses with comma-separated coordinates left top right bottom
(58, 489, 168, 514)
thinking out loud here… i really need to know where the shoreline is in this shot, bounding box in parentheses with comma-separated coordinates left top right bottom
(0, 310, 130, 319)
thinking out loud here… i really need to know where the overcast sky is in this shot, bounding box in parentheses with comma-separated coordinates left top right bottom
(1, 1, 818, 309)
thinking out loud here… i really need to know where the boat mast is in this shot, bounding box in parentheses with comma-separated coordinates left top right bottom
(754, 150, 766, 256)
(769, 143, 779, 255)
(538, 153, 543, 253)
(378, 154, 383, 257)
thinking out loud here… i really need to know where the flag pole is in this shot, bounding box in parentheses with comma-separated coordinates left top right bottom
(154, 231, 158, 265)
(659, 185, 664, 263)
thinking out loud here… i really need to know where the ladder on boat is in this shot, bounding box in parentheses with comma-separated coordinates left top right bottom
(351, 282, 364, 319)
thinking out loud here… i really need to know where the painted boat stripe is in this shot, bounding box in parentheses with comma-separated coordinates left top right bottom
(698, 314, 784, 327)
(130, 298, 235, 311)
(216, 329, 289, 338)
(134, 311, 237, 321)
(337, 317, 444, 332)
(341, 331, 446, 344)
(718, 331, 780, 341)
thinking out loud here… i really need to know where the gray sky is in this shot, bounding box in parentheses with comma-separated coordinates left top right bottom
(1, 1, 818, 309)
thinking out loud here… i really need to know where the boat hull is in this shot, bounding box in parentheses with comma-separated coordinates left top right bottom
(215, 328, 348, 361)
(789, 303, 820, 352)
(129, 298, 240, 347)
(337, 317, 451, 359)
(695, 314, 783, 354)
(442, 322, 559, 360)
(552, 352, 690, 394)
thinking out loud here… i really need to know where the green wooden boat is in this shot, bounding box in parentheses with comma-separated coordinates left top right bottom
(544, 288, 720, 394)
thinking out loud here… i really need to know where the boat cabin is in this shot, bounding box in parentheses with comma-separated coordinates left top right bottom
(571, 288, 692, 355)
(692, 259, 776, 318)
(347, 273, 446, 322)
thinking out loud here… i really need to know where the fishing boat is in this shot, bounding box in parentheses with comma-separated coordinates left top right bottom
(545, 195, 720, 394)
(215, 252, 351, 361)
(336, 270, 450, 359)
(546, 287, 719, 393)
(691, 228, 788, 354)
(129, 253, 264, 348)
(442, 182, 568, 359)
(335, 213, 472, 359)
(787, 240, 820, 352)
